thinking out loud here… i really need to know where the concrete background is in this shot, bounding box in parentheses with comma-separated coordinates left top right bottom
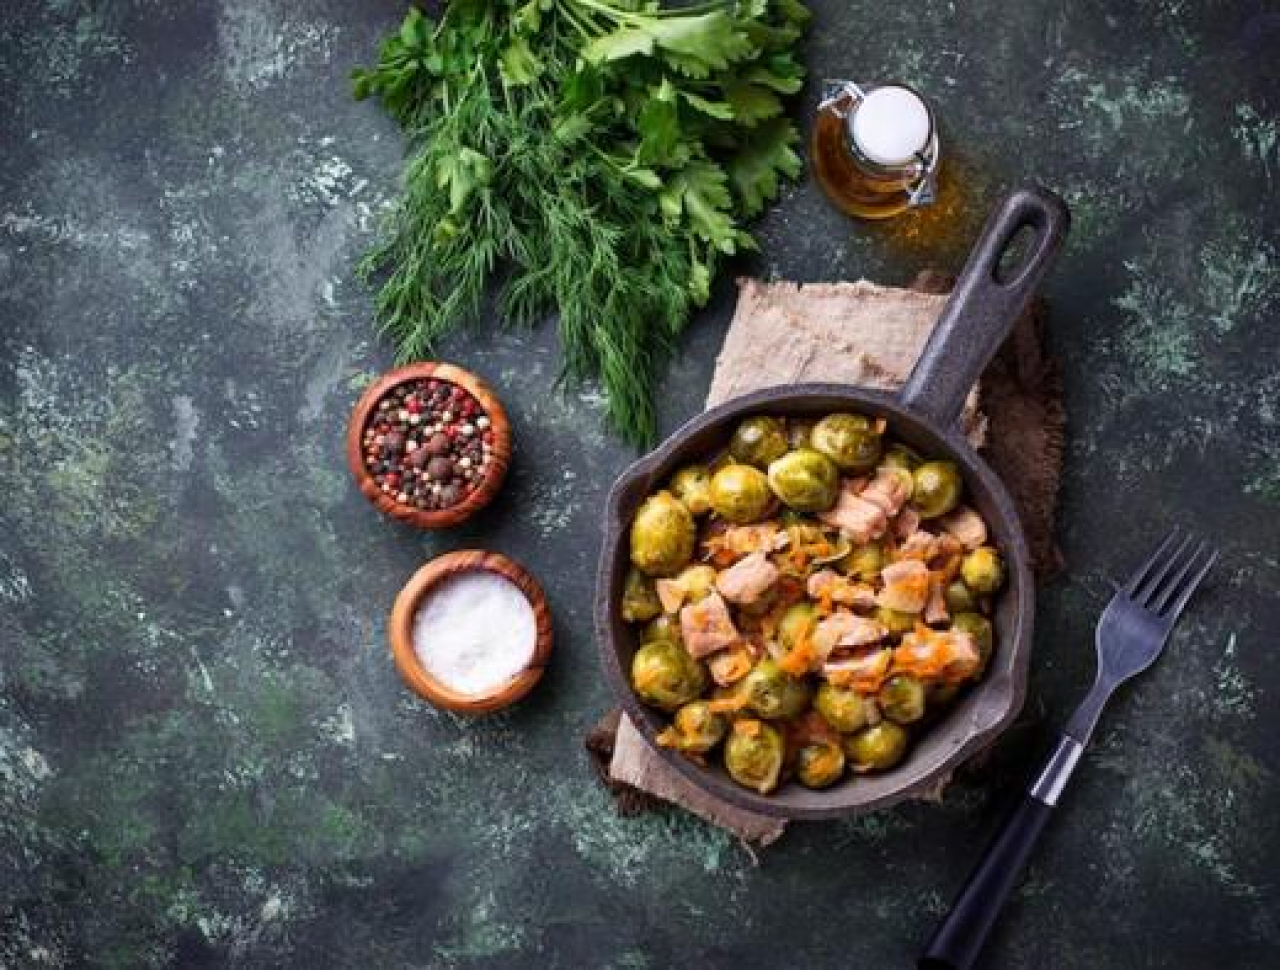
(1, 0, 1276, 966)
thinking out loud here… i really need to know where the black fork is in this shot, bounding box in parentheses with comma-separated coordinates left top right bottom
(919, 530, 1218, 970)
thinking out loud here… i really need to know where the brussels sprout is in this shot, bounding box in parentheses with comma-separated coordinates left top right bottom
(661, 701, 728, 753)
(629, 491, 695, 577)
(777, 602, 818, 653)
(944, 579, 977, 614)
(741, 658, 811, 720)
(724, 719, 785, 794)
(674, 563, 719, 603)
(631, 640, 705, 711)
(620, 568, 662, 623)
(814, 681, 868, 733)
(767, 449, 839, 513)
(670, 465, 713, 516)
(951, 611, 994, 667)
(839, 541, 885, 582)
(845, 722, 910, 773)
(878, 675, 926, 724)
(810, 413, 882, 473)
(787, 417, 816, 450)
(641, 614, 683, 646)
(912, 461, 963, 519)
(961, 546, 1005, 594)
(882, 442, 923, 471)
(709, 464, 773, 524)
(729, 416, 789, 469)
(796, 738, 846, 789)
(875, 606, 917, 637)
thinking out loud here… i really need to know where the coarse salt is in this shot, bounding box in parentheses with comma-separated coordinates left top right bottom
(412, 571, 536, 697)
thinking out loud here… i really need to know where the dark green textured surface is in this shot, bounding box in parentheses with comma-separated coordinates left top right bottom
(1, 1, 1277, 966)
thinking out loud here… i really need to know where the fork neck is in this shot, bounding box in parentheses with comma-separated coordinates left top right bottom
(1062, 673, 1112, 746)
(1030, 676, 1111, 808)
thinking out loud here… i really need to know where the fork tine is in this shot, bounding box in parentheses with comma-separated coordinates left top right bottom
(1151, 540, 1209, 614)
(1159, 546, 1218, 621)
(1134, 532, 1197, 607)
(1122, 529, 1182, 597)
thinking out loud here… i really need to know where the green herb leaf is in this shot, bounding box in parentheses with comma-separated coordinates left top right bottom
(582, 27, 654, 64)
(662, 162, 737, 252)
(500, 37, 541, 86)
(745, 57, 805, 94)
(723, 80, 784, 125)
(726, 117, 802, 215)
(625, 168, 664, 189)
(399, 8, 426, 48)
(553, 113, 593, 143)
(352, 71, 373, 101)
(637, 82, 681, 163)
(680, 90, 735, 120)
(647, 12, 755, 69)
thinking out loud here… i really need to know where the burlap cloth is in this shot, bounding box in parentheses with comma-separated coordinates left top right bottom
(587, 270, 1065, 846)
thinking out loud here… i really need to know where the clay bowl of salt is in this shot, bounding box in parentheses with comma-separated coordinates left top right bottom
(389, 550, 553, 714)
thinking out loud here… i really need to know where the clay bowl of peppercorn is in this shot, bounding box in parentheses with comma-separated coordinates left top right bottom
(346, 362, 511, 529)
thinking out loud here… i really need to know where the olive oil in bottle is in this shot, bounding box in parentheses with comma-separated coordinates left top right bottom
(811, 81, 940, 220)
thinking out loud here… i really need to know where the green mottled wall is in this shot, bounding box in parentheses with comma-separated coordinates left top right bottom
(1, 1, 1276, 967)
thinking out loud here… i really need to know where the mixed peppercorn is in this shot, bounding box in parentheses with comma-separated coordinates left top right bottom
(361, 378, 494, 511)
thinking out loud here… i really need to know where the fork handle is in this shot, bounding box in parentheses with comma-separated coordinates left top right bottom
(918, 736, 1084, 970)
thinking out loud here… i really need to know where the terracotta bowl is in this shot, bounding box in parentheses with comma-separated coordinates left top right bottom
(389, 550, 553, 714)
(346, 362, 512, 529)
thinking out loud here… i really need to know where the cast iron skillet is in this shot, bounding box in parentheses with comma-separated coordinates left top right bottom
(595, 186, 1070, 820)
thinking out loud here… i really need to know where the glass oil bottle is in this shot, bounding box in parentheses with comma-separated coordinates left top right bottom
(811, 81, 941, 220)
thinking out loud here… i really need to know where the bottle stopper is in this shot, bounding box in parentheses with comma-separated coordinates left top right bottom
(848, 85, 934, 167)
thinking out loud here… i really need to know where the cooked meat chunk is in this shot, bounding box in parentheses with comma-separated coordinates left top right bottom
(859, 467, 912, 517)
(816, 611, 888, 650)
(819, 479, 887, 543)
(715, 552, 780, 605)
(823, 646, 892, 694)
(679, 591, 741, 658)
(940, 505, 988, 550)
(898, 529, 940, 561)
(893, 628, 980, 683)
(894, 504, 921, 539)
(924, 578, 949, 624)
(877, 559, 931, 613)
(807, 569, 879, 608)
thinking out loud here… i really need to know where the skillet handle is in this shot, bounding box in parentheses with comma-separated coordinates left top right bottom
(900, 186, 1069, 429)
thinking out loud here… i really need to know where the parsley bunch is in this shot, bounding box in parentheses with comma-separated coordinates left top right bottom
(354, 0, 810, 444)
